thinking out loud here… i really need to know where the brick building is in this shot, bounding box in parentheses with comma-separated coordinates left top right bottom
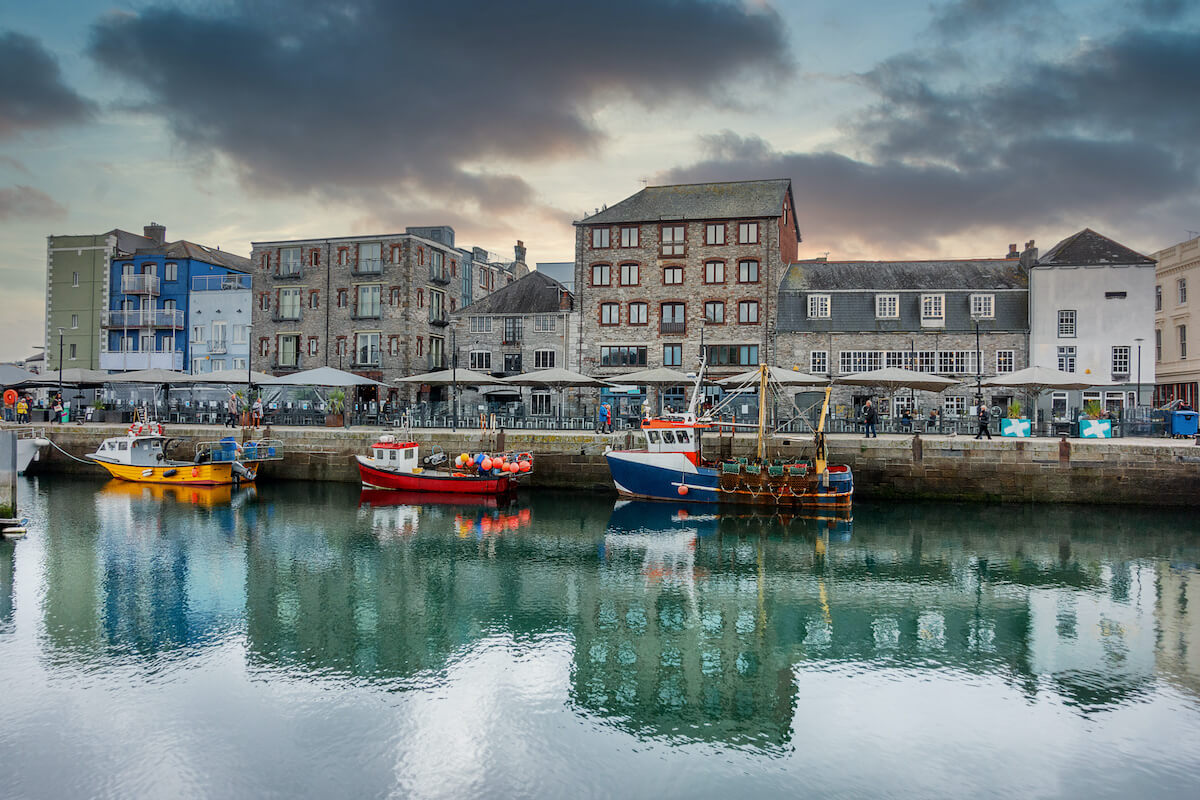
(452, 270, 577, 415)
(573, 179, 799, 382)
(250, 226, 525, 384)
(776, 254, 1030, 419)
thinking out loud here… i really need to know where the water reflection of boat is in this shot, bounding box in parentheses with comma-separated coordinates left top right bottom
(99, 479, 257, 508)
(358, 488, 513, 509)
(606, 499, 852, 540)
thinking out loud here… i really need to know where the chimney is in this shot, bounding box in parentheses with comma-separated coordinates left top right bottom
(1019, 239, 1038, 269)
(144, 222, 166, 246)
(559, 289, 572, 311)
(1006, 243, 1019, 259)
(514, 240, 527, 265)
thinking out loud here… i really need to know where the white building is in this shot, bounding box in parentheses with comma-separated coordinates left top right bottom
(188, 273, 252, 374)
(1028, 229, 1157, 418)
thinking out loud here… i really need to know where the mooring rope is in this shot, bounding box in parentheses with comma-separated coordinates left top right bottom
(43, 438, 93, 464)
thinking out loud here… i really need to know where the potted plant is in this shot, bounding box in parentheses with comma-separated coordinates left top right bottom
(325, 389, 346, 428)
(90, 400, 107, 423)
(1000, 399, 1031, 437)
(1079, 400, 1111, 438)
(235, 390, 251, 427)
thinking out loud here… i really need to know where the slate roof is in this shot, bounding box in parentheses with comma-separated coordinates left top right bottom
(124, 240, 253, 273)
(780, 259, 1028, 291)
(579, 179, 793, 225)
(1037, 228, 1156, 267)
(456, 270, 572, 316)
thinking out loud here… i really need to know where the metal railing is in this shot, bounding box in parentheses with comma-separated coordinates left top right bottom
(429, 311, 449, 326)
(121, 274, 160, 295)
(659, 321, 686, 334)
(353, 258, 383, 276)
(102, 309, 186, 329)
(429, 267, 451, 285)
(191, 274, 252, 292)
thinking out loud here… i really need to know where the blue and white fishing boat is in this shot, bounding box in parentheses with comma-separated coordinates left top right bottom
(604, 364, 853, 508)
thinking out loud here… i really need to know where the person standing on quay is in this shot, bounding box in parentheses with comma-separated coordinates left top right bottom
(975, 402, 992, 440)
(863, 399, 878, 439)
(251, 396, 263, 428)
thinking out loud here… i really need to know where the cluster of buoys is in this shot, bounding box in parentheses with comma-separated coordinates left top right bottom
(128, 421, 164, 436)
(452, 451, 533, 474)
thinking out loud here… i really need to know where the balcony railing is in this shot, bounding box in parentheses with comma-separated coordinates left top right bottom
(429, 311, 449, 326)
(272, 359, 301, 371)
(102, 309, 185, 329)
(427, 355, 447, 370)
(352, 308, 382, 320)
(353, 259, 383, 276)
(99, 344, 184, 371)
(191, 274, 252, 292)
(275, 267, 304, 280)
(121, 274, 160, 295)
(502, 336, 521, 346)
(272, 311, 302, 322)
(429, 267, 451, 285)
(659, 321, 686, 334)
(208, 341, 228, 355)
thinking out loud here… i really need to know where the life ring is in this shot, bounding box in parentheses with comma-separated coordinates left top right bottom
(2, 389, 16, 405)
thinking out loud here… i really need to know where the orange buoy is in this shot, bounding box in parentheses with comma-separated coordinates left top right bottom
(518, 460, 531, 472)
(481, 457, 493, 471)
(677, 485, 689, 496)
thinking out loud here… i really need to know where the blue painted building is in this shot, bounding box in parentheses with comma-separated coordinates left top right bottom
(101, 226, 252, 372)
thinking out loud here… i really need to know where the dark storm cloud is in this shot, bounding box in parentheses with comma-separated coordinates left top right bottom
(1129, 0, 1193, 20)
(0, 185, 66, 220)
(928, 0, 1046, 37)
(0, 31, 94, 139)
(660, 24, 1200, 252)
(87, 0, 789, 212)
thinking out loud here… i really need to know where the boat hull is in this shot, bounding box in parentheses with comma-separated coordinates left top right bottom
(605, 450, 852, 508)
(87, 456, 251, 486)
(356, 456, 516, 494)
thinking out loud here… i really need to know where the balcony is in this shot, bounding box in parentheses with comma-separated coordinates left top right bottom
(208, 341, 228, 355)
(99, 343, 184, 372)
(429, 267, 451, 285)
(427, 355, 447, 370)
(102, 309, 185, 329)
(121, 274, 160, 295)
(659, 321, 686, 334)
(352, 259, 384, 277)
(274, 267, 304, 281)
(271, 359, 302, 372)
(192, 274, 252, 292)
(351, 308, 382, 321)
(272, 311, 302, 322)
(502, 337, 521, 346)
(429, 311, 450, 327)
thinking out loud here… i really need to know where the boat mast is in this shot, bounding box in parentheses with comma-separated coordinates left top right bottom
(687, 324, 706, 417)
(756, 362, 768, 462)
(814, 385, 832, 474)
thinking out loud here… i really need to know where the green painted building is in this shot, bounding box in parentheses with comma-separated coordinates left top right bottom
(44, 226, 159, 371)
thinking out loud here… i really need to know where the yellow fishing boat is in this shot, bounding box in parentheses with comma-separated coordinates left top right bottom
(86, 422, 282, 486)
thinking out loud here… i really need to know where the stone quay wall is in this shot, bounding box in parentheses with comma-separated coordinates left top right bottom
(22, 424, 1200, 507)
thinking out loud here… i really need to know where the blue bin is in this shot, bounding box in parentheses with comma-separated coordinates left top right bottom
(1169, 411, 1198, 437)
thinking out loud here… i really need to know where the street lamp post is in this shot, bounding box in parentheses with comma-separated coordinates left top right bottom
(1134, 337, 1144, 408)
(57, 327, 64, 421)
(970, 312, 984, 411)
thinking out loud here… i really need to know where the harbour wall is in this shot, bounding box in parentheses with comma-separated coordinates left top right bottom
(22, 423, 1200, 506)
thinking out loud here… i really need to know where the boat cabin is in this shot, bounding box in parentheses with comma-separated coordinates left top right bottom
(93, 435, 168, 467)
(370, 437, 420, 473)
(641, 417, 703, 465)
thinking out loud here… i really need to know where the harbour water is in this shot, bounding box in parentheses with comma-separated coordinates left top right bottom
(1, 476, 1198, 798)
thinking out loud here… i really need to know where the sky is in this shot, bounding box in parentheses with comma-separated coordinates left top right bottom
(2, 0, 1199, 361)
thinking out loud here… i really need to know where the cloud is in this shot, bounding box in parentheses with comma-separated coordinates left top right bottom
(87, 0, 790, 215)
(928, 0, 1047, 37)
(0, 185, 67, 220)
(0, 31, 95, 139)
(1128, 0, 1192, 20)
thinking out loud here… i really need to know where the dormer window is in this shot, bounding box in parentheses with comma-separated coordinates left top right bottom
(970, 293, 994, 319)
(921, 294, 945, 327)
(875, 294, 899, 319)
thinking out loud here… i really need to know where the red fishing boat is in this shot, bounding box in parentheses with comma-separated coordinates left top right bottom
(355, 436, 531, 495)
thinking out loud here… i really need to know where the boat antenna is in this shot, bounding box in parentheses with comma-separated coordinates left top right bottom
(687, 325, 706, 416)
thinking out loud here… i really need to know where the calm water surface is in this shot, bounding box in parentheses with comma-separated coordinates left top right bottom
(1, 476, 1198, 799)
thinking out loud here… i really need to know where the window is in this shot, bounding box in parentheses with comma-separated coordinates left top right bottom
(503, 317, 522, 343)
(279, 288, 302, 319)
(357, 284, 381, 317)
(534, 349, 555, 369)
(358, 242, 382, 273)
(280, 247, 302, 276)
(600, 303, 620, 325)
(211, 321, 227, 349)
(660, 303, 686, 333)
(308, 338, 319, 356)
(1057, 345, 1076, 373)
(1180, 325, 1188, 358)
(705, 223, 725, 245)
(738, 222, 759, 244)
(470, 316, 493, 333)
(1057, 310, 1076, 337)
(875, 294, 899, 319)
(591, 264, 611, 286)
(1179, 278, 1188, 304)
(429, 249, 445, 280)
(69, 343, 76, 360)
(233, 325, 247, 344)
(504, 353, 522, 372)
(617, 226, 637, 247)
(337, 289, 348, 308)
(233, 358, 246, 370)
(592, 227, 610, 249)
(738, 300, 759, 324)
(429, 336, 445, 368)
(192, 325, 205, 342)
(839, 351, 884, 373)
(72, 271, 79, 287)
(165, 262, 177, 282)
(352, 333, 379, 366)
(663, 265, 683, 285)
(534, 316, 555, 332)
(738, 259, 759, 283)
(996, 350, 1014, 373)
(807, 294, 830, 318)
(1156, 285, 1162, 311)
(1112, 345, 1130, 376)
(661, 225, 685, 256)
(258, 338, 269, 357)
(663, 344, 682, 367)
(70, 314, 78, 329)
(943, 396, 967, 417)
(629, 302, 647, 325)
(619, 263, 639, 285)
(309, 290, 320, 309)
(704, 301, 725, 324)
(600, 346, 647, 367)
(810, 351, 828, 374)
(921, 294, 945, 324)
(388, 337, 399, 356)
(1156, 328, 1162, 361)
(531, 391, 552, 416)
(936, 350, 978, 375)
(429, 290, 446, 321)
(970, 293, 994, 319)
(704, 261, 725, 284)
(278, 335, 299, 367)
(705, 344, 758, 366)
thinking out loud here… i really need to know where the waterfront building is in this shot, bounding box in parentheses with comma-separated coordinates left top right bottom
(1151, 235, 1199, 407)
(776, 253, 1030, 418)
(102, 228, 252, 371)
(188, 272, 253, 374)
(1028, 229, 1156, 417)
(452, 270, 576, 416)
(249, 226, 526, 384)
(45, 225, 157, 372)
(573, 179, 800, 414)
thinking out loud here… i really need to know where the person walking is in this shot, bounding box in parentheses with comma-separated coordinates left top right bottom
(863, 399, 878, 439)
(975, 401, 992, 439)
(226, 393, 239, 428)
(603, 402, 613, 433)
(52, 394, 64, 424)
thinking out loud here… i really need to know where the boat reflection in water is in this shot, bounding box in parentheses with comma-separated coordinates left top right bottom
(357, 488, 529, 540)
(98, 479, 258, 508)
